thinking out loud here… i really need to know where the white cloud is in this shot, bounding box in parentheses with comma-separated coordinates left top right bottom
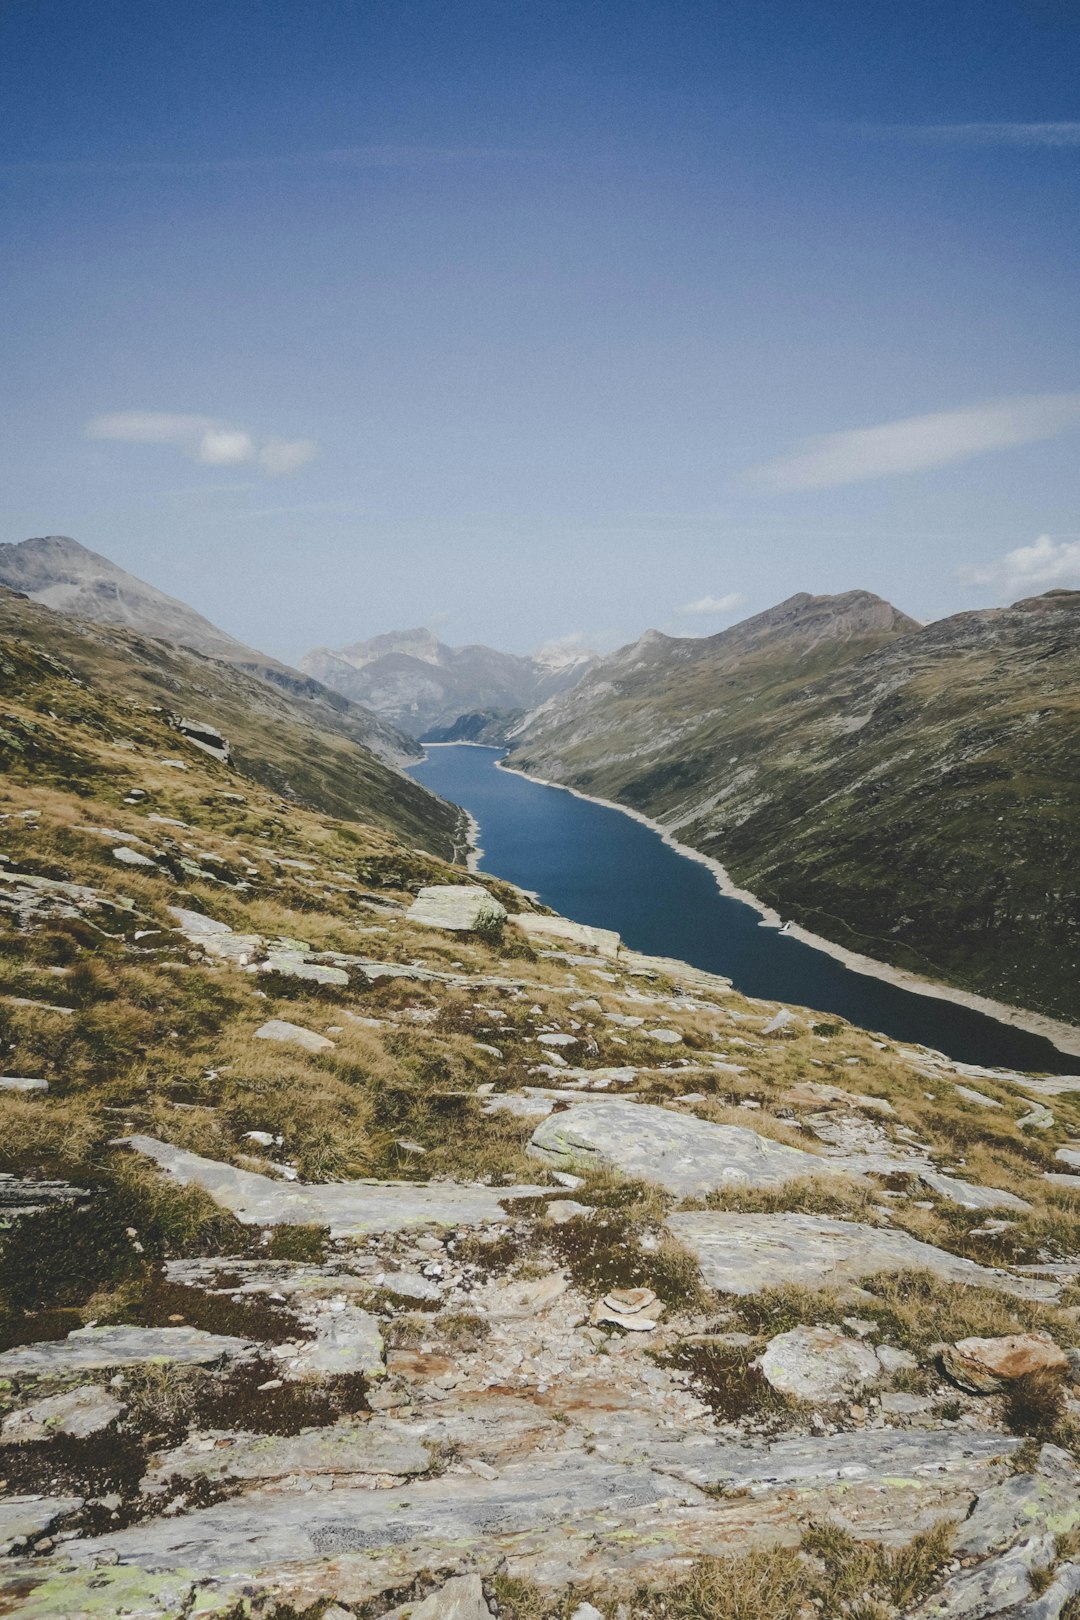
(678, 592, 746, 616)
(258, 438, 319, 476)
(198, 428, 257, 467)
(865, 122, 1080, 148)
(86, 411, 318, 477)
(957, 535, 1080, 599)
(746, 393, 1080, 491)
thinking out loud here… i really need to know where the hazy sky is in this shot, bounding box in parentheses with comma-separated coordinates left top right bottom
(2, 0, 1078, 663)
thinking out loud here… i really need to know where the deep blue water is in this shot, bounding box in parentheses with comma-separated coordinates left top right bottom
(408, 744, 1077, 1074)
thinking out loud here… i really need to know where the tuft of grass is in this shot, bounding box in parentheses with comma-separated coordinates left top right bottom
(1004, 1369, 1072, 1442)
(729, 1269, 1078, 1359)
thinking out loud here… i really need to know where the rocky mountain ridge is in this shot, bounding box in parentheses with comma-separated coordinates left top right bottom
(0, 536, 418, 765)
(302, 627, 596, 740)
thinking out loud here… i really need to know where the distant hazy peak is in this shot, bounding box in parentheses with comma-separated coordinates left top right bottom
(301, 626, 599, 738)
(332, 628, 445, 670)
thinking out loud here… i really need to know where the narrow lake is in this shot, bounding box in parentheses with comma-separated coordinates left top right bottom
(408, 743, 1077, 1074)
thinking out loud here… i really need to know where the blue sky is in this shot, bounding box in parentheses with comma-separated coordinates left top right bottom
(1, 0, 1078, 662)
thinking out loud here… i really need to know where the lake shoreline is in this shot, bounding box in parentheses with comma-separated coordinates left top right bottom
(490, 754, 1080, 1063)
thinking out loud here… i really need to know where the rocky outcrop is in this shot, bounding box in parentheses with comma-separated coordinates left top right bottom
(666, 1212, 1060, 1300)
(117, 1135, 552, 1235)
(528, 1100, 841, 1194)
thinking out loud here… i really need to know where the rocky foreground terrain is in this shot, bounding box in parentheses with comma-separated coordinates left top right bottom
(1, 592, 1080, 1619)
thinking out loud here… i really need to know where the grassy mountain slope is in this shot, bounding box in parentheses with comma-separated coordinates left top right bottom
(0, 536, 418, 764)
(510, 590, 1080, 1025)
(0, 588, 462, 860)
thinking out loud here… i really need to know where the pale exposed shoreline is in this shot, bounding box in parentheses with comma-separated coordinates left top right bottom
(417, 742, 1080, 1062)
(491, 755, 1080, 1063)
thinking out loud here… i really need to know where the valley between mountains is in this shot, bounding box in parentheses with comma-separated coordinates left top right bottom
(0, 554, 1079, 1620)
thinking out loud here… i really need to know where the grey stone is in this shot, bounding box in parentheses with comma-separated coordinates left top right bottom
(61, 1456, 703, 1575)
(599, 1425, 1022, 1494)
(918, 1172, 1031, 1213)
(917, 1540, 1054, 1619)
(754, 1324, 881, 1401)
(1055, 1145, 1080, 1170)
(762, 1008, 799, 1035)
(876, 1345, 918, 1375)
(408, 885, 507, 933)
(528, 1100, 841, 1195)
(0, 1076, 48, 1094)
(142, 1418, 430, 1489)
(955, 1086, 1003, 1108)
(0, 1324, 253, 1377)
(409, 1574, 491, 1620)
(1018, 1102, 1056, 1130)
(111, 845, 158, 868)
(1013, 1564, 1080, 1620)
(0, 1496, 82, 1555)
(259, 953, 349, 987)
(118, 1136, 550, 1236)
(1, 1385, 123, 1444)
(666, 1213, 1060, 1301)
(254, 1018, 335, 1053)
(513, 915, 620, 958)
(290, 1306, 385, 1378)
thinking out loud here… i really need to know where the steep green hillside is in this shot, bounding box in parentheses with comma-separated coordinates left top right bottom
(0, 588, 462, 860)
(511, 591, 1080, 1024)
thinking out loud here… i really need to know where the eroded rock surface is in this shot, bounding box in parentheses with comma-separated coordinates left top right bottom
(666, 1212, 1060, 1300)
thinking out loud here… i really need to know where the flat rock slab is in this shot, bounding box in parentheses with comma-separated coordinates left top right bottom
(666, 1213, 1060, 1301)
(0, 1076, 48, 1093)
(918, 1171, 1032, 1213)
(528, 1100, 840, 1195)
(407, 885, 507, 933)
(143, 1418, 431, 1489)
(62, 1455, 698, 1576)
(119, 1135, 551, 1236)
(600, 1424, 1023, 1496)
(0, 1496, 83, 1555)
(2, 1384, 123, 1444)
(0, 1324, 253, 1378)
(254, 1018, 335, 1053)
(513, 914, 621, 958)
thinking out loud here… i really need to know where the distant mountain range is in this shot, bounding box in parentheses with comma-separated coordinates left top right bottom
(510, 588, 1080, 1024)
(0, 536, 419, 765)
(300, 628, 596, 739)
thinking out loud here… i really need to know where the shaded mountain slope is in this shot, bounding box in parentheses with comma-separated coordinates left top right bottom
(0, 536, 416, 764)
(510, 590, 1080, 1024)
(0, 589, 462, 859)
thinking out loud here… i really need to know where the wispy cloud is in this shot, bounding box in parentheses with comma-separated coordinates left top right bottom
(745, 393, 1080, 491)
(860, 121, 1080, 148)
(957, 534, 1080, 599)
(86, 411, 318, 477)
(678, 592, 746, 616)
(3, 145, 524, 178)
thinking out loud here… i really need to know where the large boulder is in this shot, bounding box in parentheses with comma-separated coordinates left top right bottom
(941, 1334, 1070, 1394)
(528, 1100, 838, 1196)
(407, 885, 506, 934)
(754, 1325, 882, 1402)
